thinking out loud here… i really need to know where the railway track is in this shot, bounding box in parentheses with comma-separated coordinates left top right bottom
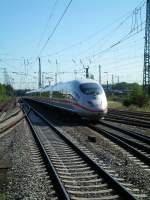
(89, 122, 150, 168)
(20, 100, 147, 200)
(99, 120, 150, 145)
(105, 112, 150, 128)
(0, 108, 21, 124)
(0, 110, 24, 135)
(109, 109, 150, 118)
(108, 111, 150, 122)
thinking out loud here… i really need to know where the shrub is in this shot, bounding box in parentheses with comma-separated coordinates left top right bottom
(123, 99, 131, 106)
(123, 85, 149, 107)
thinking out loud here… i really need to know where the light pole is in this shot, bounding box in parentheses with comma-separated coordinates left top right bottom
(111, 74, 114, 85)
(115, 75, 119, 84)
(104, 72, 108, 92)
(99, 65, 101, 84)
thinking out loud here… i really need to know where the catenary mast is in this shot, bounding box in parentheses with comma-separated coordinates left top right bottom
(143, 0, 150, 95)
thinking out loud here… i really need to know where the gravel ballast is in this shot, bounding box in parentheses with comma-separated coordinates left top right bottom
(58, 125, 150, 198)
(6, 119, 56, 200)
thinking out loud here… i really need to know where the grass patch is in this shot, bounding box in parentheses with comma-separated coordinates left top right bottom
(0, 96, 14, 102)
(108, 101, 125, 110)
(0, 193, 6, 200)
(108, 100, 150, 112)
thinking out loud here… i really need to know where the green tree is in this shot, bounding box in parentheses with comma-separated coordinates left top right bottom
(123, 84, 148, 107)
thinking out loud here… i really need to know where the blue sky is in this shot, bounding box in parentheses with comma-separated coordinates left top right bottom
(0, 0, 146, 89)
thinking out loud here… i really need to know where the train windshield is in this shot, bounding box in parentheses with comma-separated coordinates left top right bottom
(80, 83, 102, 95)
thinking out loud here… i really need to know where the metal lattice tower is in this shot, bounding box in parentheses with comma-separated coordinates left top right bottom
(143, 0, 150, 95)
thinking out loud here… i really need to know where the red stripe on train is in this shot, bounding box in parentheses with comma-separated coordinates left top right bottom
(50, 98, 101, 113)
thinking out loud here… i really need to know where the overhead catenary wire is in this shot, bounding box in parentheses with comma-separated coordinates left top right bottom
(38, 0, 73, 56)
(0, 8, 134, 61)
(1, 0, 146, 87)
(79, 21, 145, 62)
(38, 32, 144, 68)
(1, 0, 145, 62)
(40, 12, 133, 58)
(32, 0, 59, 57)
(38, 0, 146, 59)
(76, 8, 145, 61)
(29, 23, 145, 75)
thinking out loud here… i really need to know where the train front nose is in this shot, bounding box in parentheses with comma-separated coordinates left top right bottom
(87, 96, 107, 113)
(87, 97, 102, 109)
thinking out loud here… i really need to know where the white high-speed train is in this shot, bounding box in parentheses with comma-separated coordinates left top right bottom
(26, 79, 108, 120)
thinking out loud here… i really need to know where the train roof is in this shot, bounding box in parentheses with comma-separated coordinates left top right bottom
(51, 78, 99, 86)
(26, 79, 100, 94)
(71, 78, 99, 84)
(26, 87, 43, 94)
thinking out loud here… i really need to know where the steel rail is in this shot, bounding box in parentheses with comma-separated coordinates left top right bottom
(99, 120, 150, 145)
(0, 109, 21, 124)
(96, 125, 150, 153)
(89, 125, 150, 166)
(23, 101, 139, 200)
(0, 115, 24, 134)
(109, 108, 150, 118)
(107, 113, 150, 124)
(108, 110, 150, 121)
(21, 103, 70, 200)
(105, 114, 150, 128)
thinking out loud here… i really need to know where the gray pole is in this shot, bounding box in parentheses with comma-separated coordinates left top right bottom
(86, 66, 89, 78)
(55, 73, 57, 84)
(99, 65, 101, 84)
(117, 76, 119, 84)
(42, 73, 44, 87)
(112, 74, 114, 85)
(38, 57, 42, 88)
